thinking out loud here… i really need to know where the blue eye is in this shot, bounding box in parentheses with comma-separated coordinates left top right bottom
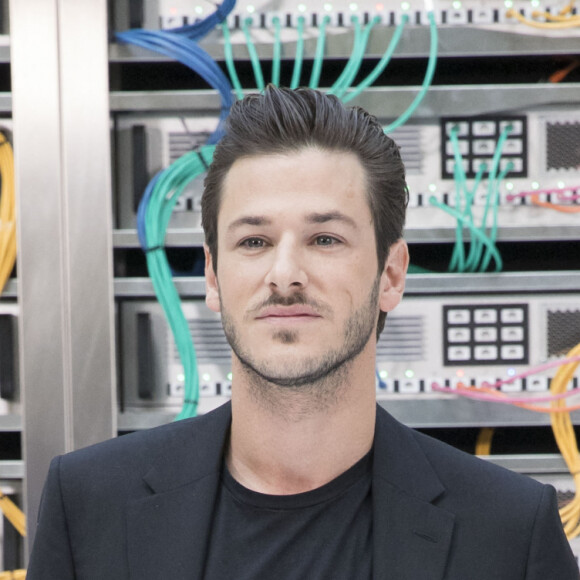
(315, 235, 338, 246)
(241, 237, 265, 248)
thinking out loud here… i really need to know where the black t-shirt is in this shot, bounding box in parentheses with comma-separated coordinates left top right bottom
(203, 449, 373, 580)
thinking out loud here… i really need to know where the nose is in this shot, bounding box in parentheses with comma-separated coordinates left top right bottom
(264, 239, 308, 294)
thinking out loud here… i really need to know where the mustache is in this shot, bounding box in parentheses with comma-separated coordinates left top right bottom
(249, 292, 331, 315)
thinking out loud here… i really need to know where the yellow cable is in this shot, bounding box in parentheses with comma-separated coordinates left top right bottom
(549, 342, 580, 539)
(532, 10, 580, 22)
(0, 572, 26, 580)
(0, 492, 26, 537)
(0, 134, 16, 294)
(506, 8, 580, 28)
(475, 427, 494, 455)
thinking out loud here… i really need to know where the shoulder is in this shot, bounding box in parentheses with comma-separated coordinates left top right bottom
(53, 402, 232, 492)
(410, 425, 542, 496)
(375, 404, 545, 510)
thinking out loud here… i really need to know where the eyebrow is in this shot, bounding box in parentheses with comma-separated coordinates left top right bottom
(305, 211, 358, 229)
(226, 211, 358, 233)
(227, 215, 272, 233)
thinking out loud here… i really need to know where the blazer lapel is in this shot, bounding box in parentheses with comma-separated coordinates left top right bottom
(372, 406, 455, 580)
(126, 402, 232, 580)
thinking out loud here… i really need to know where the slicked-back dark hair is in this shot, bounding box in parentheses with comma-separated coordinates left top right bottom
(202, 85, 408, 336)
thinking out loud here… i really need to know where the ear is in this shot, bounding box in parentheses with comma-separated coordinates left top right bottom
(204, 245, 221, 313)
(379, 239, 409, 313)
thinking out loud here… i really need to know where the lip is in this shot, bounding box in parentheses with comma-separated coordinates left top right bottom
(255, 305, 321, 321)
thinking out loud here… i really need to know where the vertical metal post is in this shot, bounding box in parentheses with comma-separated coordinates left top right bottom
(10, 0, 116, 556)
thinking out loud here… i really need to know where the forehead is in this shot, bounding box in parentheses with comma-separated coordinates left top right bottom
(218, 149, 371, 228)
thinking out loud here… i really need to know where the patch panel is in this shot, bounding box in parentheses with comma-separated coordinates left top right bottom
(119, 293, 580, 418)
(150, 1, 580, 31)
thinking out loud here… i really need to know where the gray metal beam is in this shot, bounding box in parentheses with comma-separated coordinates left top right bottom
(11, 0, 116, 556)
(109, 84, 580, 116)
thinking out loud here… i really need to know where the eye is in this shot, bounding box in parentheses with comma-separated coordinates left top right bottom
(314, 235, 340, 246)
(240, 237, 266, 249)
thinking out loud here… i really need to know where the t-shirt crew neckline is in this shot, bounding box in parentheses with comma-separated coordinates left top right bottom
(221, 447, 373, 511)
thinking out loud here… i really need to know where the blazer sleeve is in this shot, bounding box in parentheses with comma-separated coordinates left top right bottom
(525, 484, 579, 579)
(26, 456, 75, 580)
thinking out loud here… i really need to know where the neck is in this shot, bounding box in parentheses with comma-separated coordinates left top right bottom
(226, 347, 377, 495)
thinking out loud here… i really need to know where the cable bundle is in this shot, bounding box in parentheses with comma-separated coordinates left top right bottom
(432, 345, 580, 538)
(221, 8, 438, 135)
(120, 2, 233, 420)
(138, 146, 216, 421)
(551, 342, 580, 539)
(116, 0, 235, 144)
(429, 123, 513, 273)
(0, 134, 15, 294)
(507, 0, 580, 29)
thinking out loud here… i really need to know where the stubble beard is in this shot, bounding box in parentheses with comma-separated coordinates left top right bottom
(219, 278, 380, 417)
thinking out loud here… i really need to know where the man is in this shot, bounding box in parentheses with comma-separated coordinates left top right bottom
(28, 86, 577, 579)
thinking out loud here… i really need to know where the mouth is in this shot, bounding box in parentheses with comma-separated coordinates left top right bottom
(255, 305, 322, 323)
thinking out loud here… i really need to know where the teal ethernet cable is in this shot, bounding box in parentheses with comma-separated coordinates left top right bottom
(332, 15, 381, 99)
(443, 123, 513, 273)
(467, 125, 512, 272)
(342, 13, 409, 103)
(309, 15, 331, 89)
(328, 15, 380, 99)
(291, 16, 306, 89)
(221, 21, 244, 100)
(272, 16, 282, 87)
(478, 160, 513, 272)
(429, 195, 503, 272)
(326, 15, 363, 97)
(242, 17, 265, 91)
(383, 10, 438, 134)
(448, 126, 485, 272)
(141, 145, 216, 420)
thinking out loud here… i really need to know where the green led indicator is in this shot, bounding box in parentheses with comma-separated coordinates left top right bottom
(505, 182, 514, 191)
(247, 4, 256, 13)
(324, 2, 333, 11)
(177, 373, 185, 382)
(298, 3, 307, 12)
(401, 1, 411, 10)
(531, 181, 539, 190)
(452, 0, 462, 9)
(405, 369, 414, 379)
(227, 372, 233, 381)
(379, 370, 388, 379)
(557, 181, 565, 189)
(504, 0, 513, 8)
(202, 373, 211, 382)
(194, 5, 204, 15)
(428, 183, 437, 193)
(349, 2, 358, 11)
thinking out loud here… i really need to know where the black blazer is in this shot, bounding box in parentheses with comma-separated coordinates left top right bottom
(27, 402, 578, 579)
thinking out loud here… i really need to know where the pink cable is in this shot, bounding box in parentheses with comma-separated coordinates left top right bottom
(506, 185, 580, 201)
(480, 355, 580, 389)
(430, 354, 580, 405)
(430, 382, 579, 404)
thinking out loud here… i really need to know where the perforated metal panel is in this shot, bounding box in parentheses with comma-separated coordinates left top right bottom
(546, 122, 580, 172)
(547, 309, 580, 357)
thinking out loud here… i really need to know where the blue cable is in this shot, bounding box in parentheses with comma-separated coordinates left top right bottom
(167, 0, 235, 39)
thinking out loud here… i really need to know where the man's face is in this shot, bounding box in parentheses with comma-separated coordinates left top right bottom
(205, 148, 407, 387)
